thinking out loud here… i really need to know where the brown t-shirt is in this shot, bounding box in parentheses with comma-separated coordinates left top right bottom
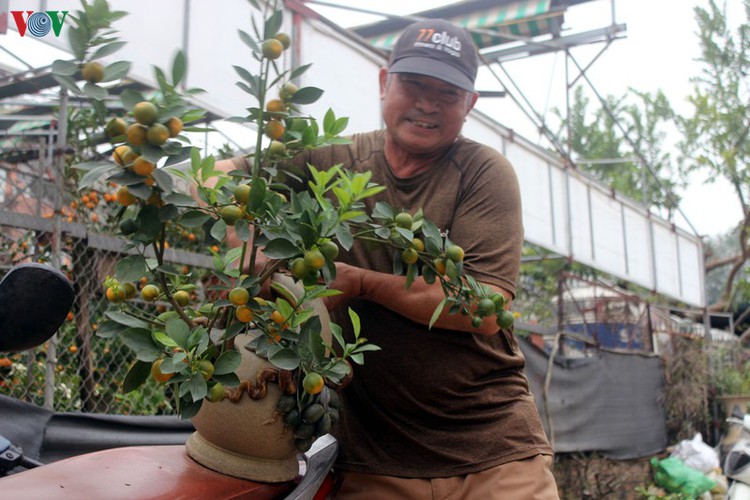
(238, 130, 552, 477)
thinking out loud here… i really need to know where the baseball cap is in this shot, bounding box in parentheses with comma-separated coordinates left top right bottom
(388, 19, 479, 92)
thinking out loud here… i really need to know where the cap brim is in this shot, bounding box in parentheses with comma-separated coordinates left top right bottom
(389, 57, 475, 92)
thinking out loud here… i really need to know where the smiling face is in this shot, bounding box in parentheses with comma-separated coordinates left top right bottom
(379, 68, 478, 159)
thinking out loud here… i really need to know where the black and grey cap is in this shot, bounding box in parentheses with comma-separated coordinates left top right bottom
(388, 19, 479, 92)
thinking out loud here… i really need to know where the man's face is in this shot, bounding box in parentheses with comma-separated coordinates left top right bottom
(379, 69, 478, 156)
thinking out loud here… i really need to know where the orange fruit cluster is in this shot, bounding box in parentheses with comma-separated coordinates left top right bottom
(105, 101, 185, 207)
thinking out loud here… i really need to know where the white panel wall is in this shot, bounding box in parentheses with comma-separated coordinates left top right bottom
(9, 0, 706, 306)
(294, 21, 383, 134)
(623, 207, 654, 289)
(679, 238, 703, 306)
(652, 223, 681, 299)
(568, 176, 594, 264)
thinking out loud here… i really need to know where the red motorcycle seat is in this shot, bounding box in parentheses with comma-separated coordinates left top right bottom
(0, 445, 297, 499)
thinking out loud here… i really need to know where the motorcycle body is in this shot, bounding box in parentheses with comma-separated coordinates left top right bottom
(725, 415, 750, 500)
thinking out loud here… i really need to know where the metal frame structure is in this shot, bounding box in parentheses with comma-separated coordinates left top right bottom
(0, 0, 707, 311)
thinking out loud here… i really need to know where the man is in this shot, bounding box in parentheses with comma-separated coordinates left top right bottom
(229, 18, 557, 499)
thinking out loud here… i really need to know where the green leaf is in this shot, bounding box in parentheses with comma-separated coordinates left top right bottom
(423, 264, 436, 284)
(123, 360, 151, 393)
(91, 40, 127, 59)
(77, 162, 118, 190)
(154, 66, 170, 93)
(164, 147, 194, 167)
(153, 331, 179, 348)
(166, 318, 191, 349)
(163, 192, 197, 207)
(238, 29, 259, 52)
(428, 298, 447, 330)
(172, 50, 187, 86)
(269, 348, 300, 370)
(68, 27, 87, 60)
(323, 108, 335, 135)
(290, 63, 312, 80)
(235, 219, 251, 242)
(328, 360, 351, 379)
(289, 86, 324, 105)
(83, 82, 108, 101)
(96, 320, 127, 339)
(335, 225, 354, 251)
(210, 219, 227, 241)
(121, 328, 161, 361)
(353, 344, 381, 353)
(180, 210, 212, 228)
(373, 202, 396, 220)
(302, 126, 317, 146)
(115, 254, 147, 282)
(188, 373, 207, 402)
(331, 117, 349, 136)
(214, 351, 241, 375)
(103, 61, 131, 82)
(233, 65, 257, 86)
(120, 88, 147, 110)
(248, 176, 266, 212)
(53, 74, 81, 95)
(52, 59, 78, 76)
(348, 308, 361, 337)
(137, 204, 162, 240)
(213, 372, 240, 387)
(302, 316, 325, 362)
(177, 399, 203, 420)
(263, 238, 300, 259)
(104, 311, 149, 329)
(405, 262, 416, 288)
(330, 323, 345, 349)
(264, 10, 283, 38)
(188, 327, 209, 355)
(159, 204, 179, 222)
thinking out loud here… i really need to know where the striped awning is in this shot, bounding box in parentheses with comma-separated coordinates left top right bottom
(366, 0, 563, 51)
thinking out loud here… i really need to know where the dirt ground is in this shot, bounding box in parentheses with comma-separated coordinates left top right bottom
(554, 453, 656, 499)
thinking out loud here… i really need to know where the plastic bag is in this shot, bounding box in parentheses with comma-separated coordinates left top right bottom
(651, 456, 717, 499)
(670, 433, 720, 473)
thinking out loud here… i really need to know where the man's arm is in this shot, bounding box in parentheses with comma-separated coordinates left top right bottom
(325, 262, 510, 336)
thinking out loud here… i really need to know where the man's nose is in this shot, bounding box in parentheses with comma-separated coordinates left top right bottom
(414, 89, 441, 113)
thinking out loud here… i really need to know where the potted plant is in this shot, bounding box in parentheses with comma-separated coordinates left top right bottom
(714, 357, 750, 417)
(57, 0, 516, 482)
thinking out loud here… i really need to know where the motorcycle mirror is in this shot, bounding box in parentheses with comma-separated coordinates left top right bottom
(0, 263, 75, 352)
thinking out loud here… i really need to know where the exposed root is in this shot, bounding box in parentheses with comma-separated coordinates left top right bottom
(225, 368, 297, 402)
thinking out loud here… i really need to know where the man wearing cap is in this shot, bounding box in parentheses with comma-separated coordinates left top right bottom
(225, 17, 557, 499)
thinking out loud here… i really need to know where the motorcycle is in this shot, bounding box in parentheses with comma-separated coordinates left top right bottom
(0, 263, 337, 499)
(725, 413, 750, 500)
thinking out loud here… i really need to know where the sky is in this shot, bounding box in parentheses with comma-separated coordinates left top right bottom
(307, 0, 746, 239)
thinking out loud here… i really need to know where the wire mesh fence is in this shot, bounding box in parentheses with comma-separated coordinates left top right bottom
(0, 209, 218, 415)
(0, 127, 218, 414)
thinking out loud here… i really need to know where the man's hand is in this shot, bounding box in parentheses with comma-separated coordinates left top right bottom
(323, 262, 364, 311)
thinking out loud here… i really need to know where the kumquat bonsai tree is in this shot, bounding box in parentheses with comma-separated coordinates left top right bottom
(59, 0, 515, 456)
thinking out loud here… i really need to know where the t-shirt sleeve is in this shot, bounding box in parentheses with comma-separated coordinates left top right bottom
(448, 148, 523, 298)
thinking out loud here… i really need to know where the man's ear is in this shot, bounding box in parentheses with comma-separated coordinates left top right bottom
(466, 91, 479, 113)
(379, 67, 389, 99)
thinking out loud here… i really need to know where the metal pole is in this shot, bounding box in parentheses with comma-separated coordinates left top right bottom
(44, 88, 68, 410)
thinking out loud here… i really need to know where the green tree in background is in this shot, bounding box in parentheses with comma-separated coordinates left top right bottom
(680, 0, 750, 315)
(555, 86, 680, 217)
(550, 0, 750, 323)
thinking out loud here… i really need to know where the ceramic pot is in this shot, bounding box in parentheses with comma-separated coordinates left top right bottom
(185, 274, 332, 482)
